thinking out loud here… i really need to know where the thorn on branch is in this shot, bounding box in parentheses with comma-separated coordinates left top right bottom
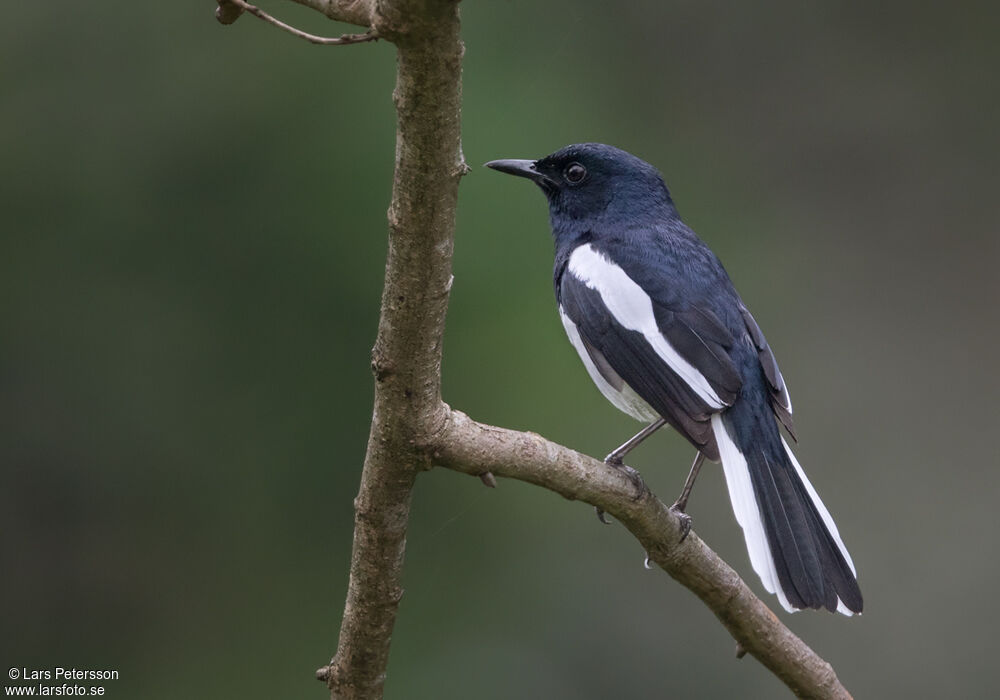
(315, 665, 331, 681)
(735, 642, 748, 659)
(216, 0, 380, 45)
(478, 472, 497, 488)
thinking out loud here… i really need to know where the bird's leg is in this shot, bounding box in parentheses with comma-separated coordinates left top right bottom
(668, 451, 706, 542)
(604, 417, 668, 465)
(595, 418, 667, 524)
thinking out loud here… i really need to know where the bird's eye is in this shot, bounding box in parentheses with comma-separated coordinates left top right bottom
(564, 162, 587, 184)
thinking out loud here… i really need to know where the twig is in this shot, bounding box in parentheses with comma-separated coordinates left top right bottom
(217, 0, 378, 45)
(287, 0, 376, 29)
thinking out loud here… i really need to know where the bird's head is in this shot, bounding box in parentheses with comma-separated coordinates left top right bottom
(486, 143, 674, 228)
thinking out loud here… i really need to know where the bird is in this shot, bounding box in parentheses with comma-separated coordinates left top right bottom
(485, 143, 862, 615)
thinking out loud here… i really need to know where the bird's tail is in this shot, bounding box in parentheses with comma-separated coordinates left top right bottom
(711, 411, 863, 615)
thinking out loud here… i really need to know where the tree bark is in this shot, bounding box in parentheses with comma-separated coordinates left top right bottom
(320, 1, 465, 698)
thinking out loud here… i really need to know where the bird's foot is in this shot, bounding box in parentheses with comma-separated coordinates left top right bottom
(604, 459, 648, 501)
(668, 501, 693, 543)
(593, 459, 647, 525)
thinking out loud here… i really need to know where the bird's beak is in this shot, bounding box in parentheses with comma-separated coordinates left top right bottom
(485, 159, 557, 189)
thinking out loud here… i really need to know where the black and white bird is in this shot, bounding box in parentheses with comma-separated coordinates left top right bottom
(486, 143, 862, 615)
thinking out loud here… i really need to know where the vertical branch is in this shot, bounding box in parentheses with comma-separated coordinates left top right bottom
(321, 2, 466, 698)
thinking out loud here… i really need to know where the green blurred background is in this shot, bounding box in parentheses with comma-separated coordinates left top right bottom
(2, 1, 997, 697)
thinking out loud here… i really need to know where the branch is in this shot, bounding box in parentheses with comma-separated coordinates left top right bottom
(431, 408, 853, 700)
(318, 1, 466, 698)
(287, 0, 375, 28)
(216, 0, 378, 44)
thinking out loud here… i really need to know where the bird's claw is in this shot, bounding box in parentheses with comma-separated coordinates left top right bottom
(669, 502, 693, 543)
(609, 462, 648, 501)
(594, 460, 647, 525)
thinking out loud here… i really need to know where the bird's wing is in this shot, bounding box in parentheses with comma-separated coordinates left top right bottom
(559, 243, 743, 459)
(739, 304, 795, 438)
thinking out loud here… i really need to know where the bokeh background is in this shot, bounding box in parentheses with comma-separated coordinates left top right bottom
(3, 1, 998, 697)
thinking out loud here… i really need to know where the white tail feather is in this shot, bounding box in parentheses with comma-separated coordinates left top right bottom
(712, 415, 796, 613)
(712, 414, 859, 616)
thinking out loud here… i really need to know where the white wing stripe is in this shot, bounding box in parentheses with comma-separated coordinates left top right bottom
(559, 308, 659, 422)
(567, 244, 725, 409)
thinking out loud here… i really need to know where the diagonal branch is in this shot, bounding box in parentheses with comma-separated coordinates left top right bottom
(430, 408, 853, 700)
(216, 0, 378, 44)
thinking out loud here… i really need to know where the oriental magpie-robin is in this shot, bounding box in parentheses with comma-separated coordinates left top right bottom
(486, 143, 862, 615)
